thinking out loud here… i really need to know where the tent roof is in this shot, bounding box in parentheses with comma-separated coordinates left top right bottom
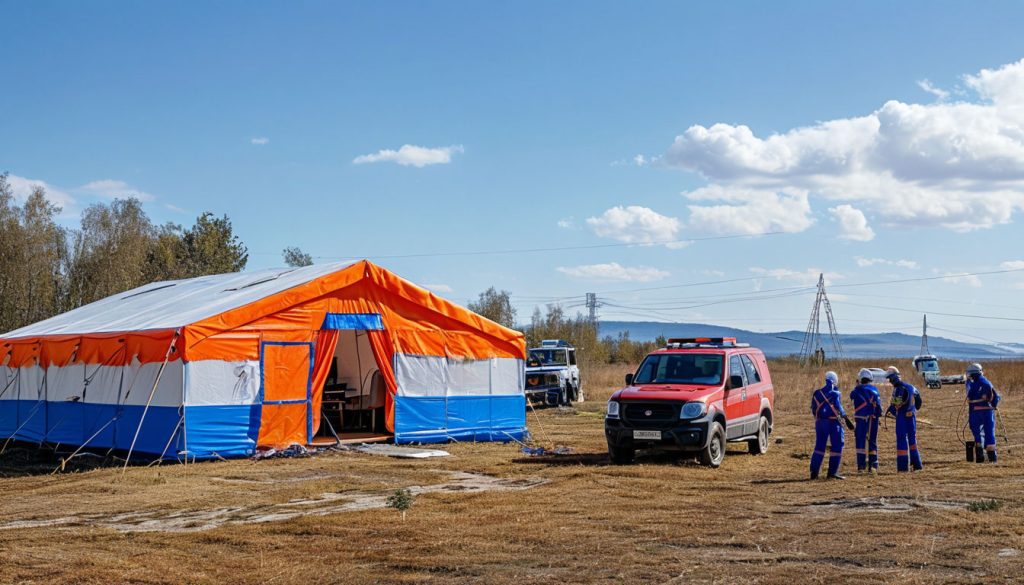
(2, 262, 356, 339)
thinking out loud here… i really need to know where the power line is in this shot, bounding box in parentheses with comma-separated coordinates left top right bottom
(259, 230, 787, 262)
(836, 301, 1024, 323)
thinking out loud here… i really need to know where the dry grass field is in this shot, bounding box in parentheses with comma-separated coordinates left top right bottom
(2, 358, 1024, 584)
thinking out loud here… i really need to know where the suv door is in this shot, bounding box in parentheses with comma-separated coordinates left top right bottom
(725, 355, 748, 439)
(739, 354, 765, 435)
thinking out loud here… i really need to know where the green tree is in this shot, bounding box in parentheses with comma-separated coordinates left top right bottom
(181, 212, 248, 276)
(282, 246, 313, 267)
(67, 198, 154, 307)
(467, 287, 517, 329)
(143, 222, 187, 282)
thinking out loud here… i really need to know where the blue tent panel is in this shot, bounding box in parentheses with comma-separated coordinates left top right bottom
(321, 313, 385, 330)
(393, 395, 526, 443)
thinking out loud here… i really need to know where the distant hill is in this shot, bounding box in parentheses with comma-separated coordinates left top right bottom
(598, 321, 1024, 360)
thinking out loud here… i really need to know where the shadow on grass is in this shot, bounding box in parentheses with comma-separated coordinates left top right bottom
(0, 441, 151, 478)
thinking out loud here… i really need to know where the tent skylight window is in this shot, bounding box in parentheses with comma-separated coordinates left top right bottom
(121, 283, 177, 299)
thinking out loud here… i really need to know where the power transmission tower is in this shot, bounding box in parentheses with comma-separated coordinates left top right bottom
(919, 314, 930, 356)
(585, 292, 599, 323)
(799, 274, 844, 366)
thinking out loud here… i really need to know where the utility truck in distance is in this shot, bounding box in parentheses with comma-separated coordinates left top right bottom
(605, 337, 775, 467)
(524, 339, 582, 406)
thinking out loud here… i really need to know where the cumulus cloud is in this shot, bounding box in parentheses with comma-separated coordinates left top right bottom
(422, 283, 453, 293)
(829, 204, 875, 241)
(250, 137, 270, 145)
(80, 179, 156, 202)
(557, 262, 670, 282)
(586, 205, 684, 247)
(1000, 260, 1024, 270)
(917, 79, 950, 101)
(557, 217, 575, 229)
(6, 175, 75, 209)
(941, 272, 982, 287)
(658, 59, 1024, 233)
(353, 144, 463, 167)
(683, 186, 813, 235)
(855, 257, 919, 269)
(750, 267, 840, 287)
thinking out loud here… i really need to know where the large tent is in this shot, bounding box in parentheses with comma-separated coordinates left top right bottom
(0, 261, 527, 459)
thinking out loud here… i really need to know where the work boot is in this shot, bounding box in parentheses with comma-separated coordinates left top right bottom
(826, 473, 846, 480)
(809, 471, 819, 480)
(966, 441, 975, 462)
(975, 446, 985, 463)
(987, 450, 998, 463)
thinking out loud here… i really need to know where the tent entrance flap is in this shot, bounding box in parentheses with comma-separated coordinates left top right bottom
(256, 341, 313, 447)
(316, 328, 392, 441)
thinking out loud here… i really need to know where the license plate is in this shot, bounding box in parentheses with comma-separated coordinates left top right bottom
(633, 430, 662, 441)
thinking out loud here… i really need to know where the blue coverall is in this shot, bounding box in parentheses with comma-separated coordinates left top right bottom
(886, 377, 923, 472)
(967, 374, 1001, 462)
(810, 380, 846, 477)
(850, 383, 882, 471)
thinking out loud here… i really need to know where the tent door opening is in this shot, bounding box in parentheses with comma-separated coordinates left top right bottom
(316, 328, 390, 445)
(257, 341, 314, 448)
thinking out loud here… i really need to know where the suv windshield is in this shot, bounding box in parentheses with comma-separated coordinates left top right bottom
(528, 349, 567, 367)
(634, 353, 724, 385)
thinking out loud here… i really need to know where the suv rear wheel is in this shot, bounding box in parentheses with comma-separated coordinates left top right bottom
(699, 422, 726, 467)
(748, 415, 770, 455)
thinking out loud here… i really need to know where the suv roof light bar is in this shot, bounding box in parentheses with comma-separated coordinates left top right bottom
(665, 337, 750, 349)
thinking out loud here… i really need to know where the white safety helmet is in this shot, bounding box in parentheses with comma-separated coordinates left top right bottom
(967, 363, 983, 376)
(825, 371, 839, 385)
(858, 368, 874, 382)
(885, 366, 900, 380)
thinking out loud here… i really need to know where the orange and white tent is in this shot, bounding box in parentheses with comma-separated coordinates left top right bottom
(0, 261, 526, 459)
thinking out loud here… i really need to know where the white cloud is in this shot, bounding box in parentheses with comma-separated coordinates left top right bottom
(829, 204, 875, 241)
(855, 257, 918, 269)
(1000, 260, 1024, 270)
(917, 79, 950, 101)
(557, 217, 575, 229)
(557, 262, 670, 282)
(683, 186, 813, 236)
(250, 137, 270, 146)
(750, 267, 840, 287)
(422, 283, 453, 293)
(164, 203, 187, 214)
(941, 272, 982, 287)
(657, 59, 1024, 233)
(586, 205, 684, 247)
(353, 144, 463, 167)
(80, 179, 156, 202)
(634, 154, 648, 166)
(6, 175, 75, 209)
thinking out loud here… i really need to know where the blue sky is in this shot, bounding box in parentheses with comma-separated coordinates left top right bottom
(4, 2, 1024, 344)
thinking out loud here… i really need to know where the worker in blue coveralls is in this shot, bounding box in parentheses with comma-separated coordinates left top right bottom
(965, 363, 1001, 463)
(850, 368, 882, 473)
(884, 366, 923, 472)
(810, 371, 854, 480)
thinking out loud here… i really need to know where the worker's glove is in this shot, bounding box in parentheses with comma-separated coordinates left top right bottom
(844, 416, 855, 431)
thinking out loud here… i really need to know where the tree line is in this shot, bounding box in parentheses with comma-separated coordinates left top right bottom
(0, 173, 248, 334)
(468, 287, 664, 367)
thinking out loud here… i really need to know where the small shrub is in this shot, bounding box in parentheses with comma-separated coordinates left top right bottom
(386, 487, 415, 520)
(968, 499, 1002, 513)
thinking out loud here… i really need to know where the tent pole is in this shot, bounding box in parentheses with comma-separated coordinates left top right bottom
(122, 330, 180, 474)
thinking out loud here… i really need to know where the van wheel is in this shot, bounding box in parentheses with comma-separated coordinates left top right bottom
(608, 444, 634, 465)
(748, 416, 769, 455)
(700, 422, 726, 468)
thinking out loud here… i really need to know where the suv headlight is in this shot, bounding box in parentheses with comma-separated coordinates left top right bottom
(606, 400, 620, 418)
(680, 402, 705, 419)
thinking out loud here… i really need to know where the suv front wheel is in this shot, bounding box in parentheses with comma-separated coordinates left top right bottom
(608, 443, 635, 465)
(700, 422, 726, 467)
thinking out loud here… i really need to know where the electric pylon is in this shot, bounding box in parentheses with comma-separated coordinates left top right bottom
(799, 274, 844, 366)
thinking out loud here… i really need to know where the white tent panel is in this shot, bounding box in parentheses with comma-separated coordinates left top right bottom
(184, 360, 259, 406)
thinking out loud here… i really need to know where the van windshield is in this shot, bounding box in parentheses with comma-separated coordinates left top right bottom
(634, 353, 724, 385)
(528, 349, 567, 367)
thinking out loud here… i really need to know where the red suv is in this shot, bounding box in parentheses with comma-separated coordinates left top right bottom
(604, 337, 775, 467)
